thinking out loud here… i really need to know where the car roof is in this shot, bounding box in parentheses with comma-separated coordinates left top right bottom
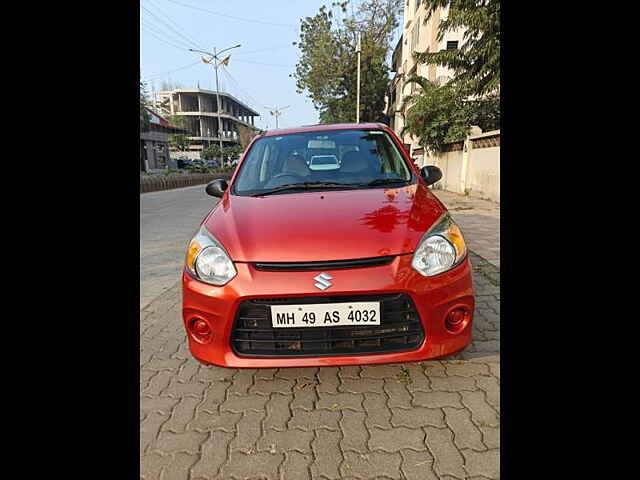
(261, 122, 388, 137)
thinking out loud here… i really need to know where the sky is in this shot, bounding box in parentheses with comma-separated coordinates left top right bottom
(140, 0, 334, 130)
(140, 0, 402, 130)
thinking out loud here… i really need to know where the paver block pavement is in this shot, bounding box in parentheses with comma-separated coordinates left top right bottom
(140, 253, 500, 479)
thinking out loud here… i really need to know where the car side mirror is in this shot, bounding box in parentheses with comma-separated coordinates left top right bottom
(205, 178, 228, 198)
(420, 165, 443, 186)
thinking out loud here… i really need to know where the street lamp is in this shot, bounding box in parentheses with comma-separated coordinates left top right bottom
(190, 44, 241, 168)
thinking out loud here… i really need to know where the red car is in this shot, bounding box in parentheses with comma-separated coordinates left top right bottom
(182, 123, 474, 368)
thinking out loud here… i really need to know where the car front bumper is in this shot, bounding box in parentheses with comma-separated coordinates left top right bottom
(182, 254, 474, 368)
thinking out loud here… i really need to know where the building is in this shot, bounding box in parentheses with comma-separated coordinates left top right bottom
(393, 0, 466, 164)
(386, 36, 404, 135)
(140, 107, 187, 172)
(153, 88, 260, 159)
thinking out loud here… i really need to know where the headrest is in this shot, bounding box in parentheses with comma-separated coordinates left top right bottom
(341, 151, 370, 173)
(282, 154, 309, 176)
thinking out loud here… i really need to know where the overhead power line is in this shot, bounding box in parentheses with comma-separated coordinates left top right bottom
(141, 5, 202, 50)
(140, 17, 195, 50)
(143, 0, 204, 50)
(141, 24, 191, 51)
(164, 0, 298, 29)
(234, 44, 294, 56)
(142, 60, 202, 80)
(234, 59, 294, 68)
(219, 66, 266, 112)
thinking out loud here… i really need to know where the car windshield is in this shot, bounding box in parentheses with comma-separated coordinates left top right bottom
(233, 129, 414, 196)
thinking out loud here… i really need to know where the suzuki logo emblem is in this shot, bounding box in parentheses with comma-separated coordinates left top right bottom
(314, 273, 333, 291)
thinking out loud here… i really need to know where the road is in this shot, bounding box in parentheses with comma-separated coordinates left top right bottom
(140, 185, 220, 309)
(140, 185, 500, 480)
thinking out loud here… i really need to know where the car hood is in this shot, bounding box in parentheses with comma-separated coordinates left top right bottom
(203, 183, 446, 262)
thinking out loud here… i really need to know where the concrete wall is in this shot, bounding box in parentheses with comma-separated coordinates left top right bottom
(467, 144, 500, 203)
(424, 130, 500, 203)
(434, 149, 464, 194)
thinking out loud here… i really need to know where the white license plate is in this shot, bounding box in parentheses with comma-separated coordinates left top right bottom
(271, 302, 381, 328)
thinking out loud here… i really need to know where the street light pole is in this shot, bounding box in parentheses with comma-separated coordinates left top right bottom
(189, 44, 241, 168)
(267, 105, 290, 129)
(356, 32, 362, 123)
(213, 46, 224, 167)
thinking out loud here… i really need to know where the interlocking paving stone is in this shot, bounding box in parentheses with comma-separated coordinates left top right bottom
(141, 452, 172, 480)
(412, 391, 463, 409)
(191, 430, 234, 479)
(162, 396, 201, 433)
(362, 392, 393, 429)
(430, 375, 478, 392)
(317, 367, 340, 394)
(462, 448, 500, 478)
(189, 410, 241, 433)
(289, 408, 341, 431)
(400, 449, 439, 480)
(229, 410, 265, 453)
(280, 451, 313, 480)
(460, 390, 500, 427)
(250, 377, 295, 396)
(258, 428, 315, 454)
(369, 426, 426, 452)
(339, 411, 369, 453)
(141, 411, 171, 454)
(317, 392, 364, 411)
(310, 429, 343, 479)
(140, 254, 500, 479)
(444, 407, 486, 451)
(160, 379, 208, 399)
(220, 392, 269, 412)
(198, 381, 231, 412)
(264, 394, 293, 431)
(220, 450, 284, 480)
(383, 378, 413, 409)
(340, 451, 403, 479)
(424, 426, 467, 479)
(390, 406, 445, 429)
(159, 452, 198, 480)
(290, 379, 318, 410)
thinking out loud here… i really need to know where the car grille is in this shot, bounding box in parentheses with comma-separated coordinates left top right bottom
(252, 256, 395, 271)
(230, 293, 424, 357)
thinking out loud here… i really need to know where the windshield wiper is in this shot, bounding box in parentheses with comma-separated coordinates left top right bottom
(362, 178, 410, 187)
(251, 182, 360, 197)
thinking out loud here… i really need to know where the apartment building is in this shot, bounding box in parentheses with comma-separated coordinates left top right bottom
(154, 88, 260, 158)
(394, 0, 466, 163)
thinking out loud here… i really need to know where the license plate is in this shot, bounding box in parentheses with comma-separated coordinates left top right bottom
(271, 302, 381, 328)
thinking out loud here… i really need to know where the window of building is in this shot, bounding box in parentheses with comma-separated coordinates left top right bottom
(446, 40, 459, 50)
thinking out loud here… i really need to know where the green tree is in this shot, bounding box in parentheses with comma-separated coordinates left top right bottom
(201, 143, 223, 160)
(167, 115, 191, 152)
(401, 76, 499, 154)
(140, 80, 151, 131)
(293, 0, 402, 123)
(202, 143, 242, 165)
(415, 0, 500, 97)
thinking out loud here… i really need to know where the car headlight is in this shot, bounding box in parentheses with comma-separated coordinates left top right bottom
(185, 226, 237, 286)
(411, 213, 467, 276)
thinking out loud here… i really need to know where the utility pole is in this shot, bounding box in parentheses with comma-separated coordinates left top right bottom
(356, 31, 362, 123)
(267, 105, 290, 129)
(189, 44, 241, 168)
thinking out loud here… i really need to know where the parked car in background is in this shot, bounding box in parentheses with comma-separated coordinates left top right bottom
(176, 157, 192, 169)
(182, 122, 475, 368)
